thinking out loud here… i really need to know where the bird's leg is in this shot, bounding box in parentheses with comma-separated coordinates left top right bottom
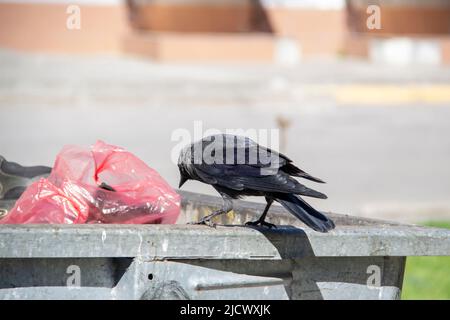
(191, 193, 233, 227)
(245, 198, 276, 228)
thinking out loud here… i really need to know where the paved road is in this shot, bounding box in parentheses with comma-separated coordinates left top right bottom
(1, 50, 450, 222)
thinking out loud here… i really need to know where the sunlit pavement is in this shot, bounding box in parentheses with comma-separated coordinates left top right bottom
(1, 49, 450, 222)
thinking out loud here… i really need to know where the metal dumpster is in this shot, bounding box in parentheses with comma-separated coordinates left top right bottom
(0, 190, 449, 300)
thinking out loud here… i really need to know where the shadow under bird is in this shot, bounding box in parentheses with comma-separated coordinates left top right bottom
(178, 134, 335, 232)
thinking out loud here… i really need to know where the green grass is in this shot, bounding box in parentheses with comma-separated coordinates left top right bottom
(401, 221, 450, 300)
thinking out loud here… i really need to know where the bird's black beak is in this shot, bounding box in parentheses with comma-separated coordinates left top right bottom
(179, 176, 188, 188)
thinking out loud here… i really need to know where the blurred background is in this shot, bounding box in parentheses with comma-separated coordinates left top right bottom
(0, 0, 450, 299)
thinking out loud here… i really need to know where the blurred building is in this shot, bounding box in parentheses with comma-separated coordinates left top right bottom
(0, 0, 449, 64)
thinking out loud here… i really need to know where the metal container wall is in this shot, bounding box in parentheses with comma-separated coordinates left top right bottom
(0, 191, 449, 300)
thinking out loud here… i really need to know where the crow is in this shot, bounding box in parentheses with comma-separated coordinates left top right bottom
(178, 134, 335, 232)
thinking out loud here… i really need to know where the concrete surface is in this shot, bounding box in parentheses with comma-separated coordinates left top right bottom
(1, 49, 450, 222)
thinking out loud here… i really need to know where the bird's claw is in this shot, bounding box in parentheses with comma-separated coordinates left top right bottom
(188, 218, 217, 228)
(245, 220, 277, 229)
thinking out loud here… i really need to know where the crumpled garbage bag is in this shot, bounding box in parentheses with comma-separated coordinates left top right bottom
(0, 141, 180, 224)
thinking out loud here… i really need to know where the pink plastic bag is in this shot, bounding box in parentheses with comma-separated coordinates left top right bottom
(1, 141, 180, 224)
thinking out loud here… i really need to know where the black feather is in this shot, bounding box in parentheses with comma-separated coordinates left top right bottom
(178, 134, 334, 232)
(275, 193, 335, 232)
(281, 163, 325, 183)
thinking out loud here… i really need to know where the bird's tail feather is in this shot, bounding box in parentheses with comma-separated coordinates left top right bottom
(275, 193, 335, 232)
(282, 163, 325, 183)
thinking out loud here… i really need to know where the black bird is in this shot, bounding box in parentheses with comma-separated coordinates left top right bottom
(178, 134, 335, 232)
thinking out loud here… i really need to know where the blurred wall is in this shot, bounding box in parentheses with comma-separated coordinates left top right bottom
(128, 0, 265, 32)
(0, 0, 449, 63)
(0, 1, 129, 53)
(345, 0, 450, 64)
(347, 0, 450, 35)
(125, 0, 346, 61)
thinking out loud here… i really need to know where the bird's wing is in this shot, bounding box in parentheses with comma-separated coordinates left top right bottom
(233, 174, 327, 199)
(191, 134, 326, 198)
(207, 134, 324, 183)
(201, 134, 289, 171)
(191, 162, 327, 199)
